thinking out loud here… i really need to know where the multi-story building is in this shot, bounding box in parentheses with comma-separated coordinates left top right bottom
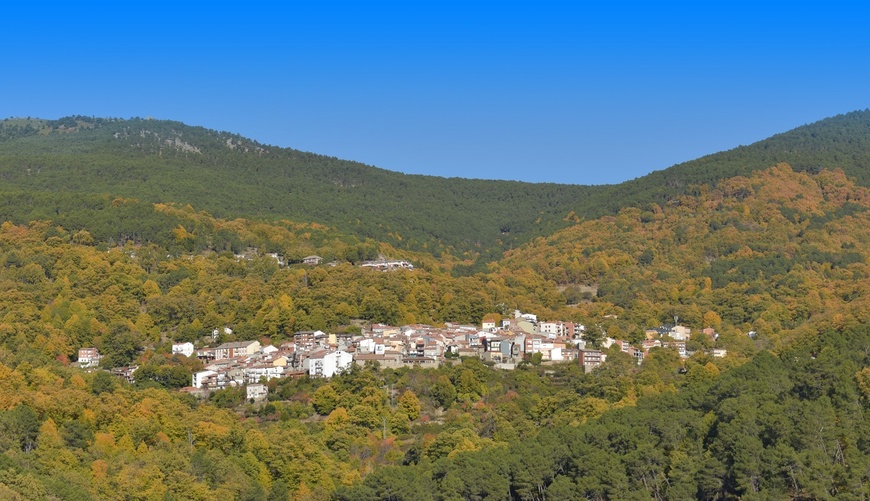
(578, 349, 603, 372)
(214, 340, 261, 361)
(78, 348, 102, 368)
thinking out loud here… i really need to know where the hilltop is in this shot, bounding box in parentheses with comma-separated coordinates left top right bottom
(1, 111, 870, 266)
(583, 109, 870, 215)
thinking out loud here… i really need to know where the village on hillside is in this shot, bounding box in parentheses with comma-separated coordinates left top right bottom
(75, 309, 726, 401)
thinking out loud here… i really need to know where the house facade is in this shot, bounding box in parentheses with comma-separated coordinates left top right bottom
(78, 348, 102, 368)
(247, 384, 268, 402)
(308, 350, 353, 378)
(303, 255, 322, 266)
(578, 349, 603, 372)
(214, 341, 261, 361)
(172, 342, 195, 358)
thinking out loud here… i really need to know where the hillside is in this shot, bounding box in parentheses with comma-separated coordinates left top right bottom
(0, 117, 593, 260)
(499, 164, 870, 351)
(583, 109, 870, 215)
(0, 170, 869, 498)
(0, 164, 866, 364)
(1, 138, 870, 497)
(2, 111, 870, 266)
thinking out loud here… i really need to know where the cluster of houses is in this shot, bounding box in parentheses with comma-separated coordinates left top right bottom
(76, 309, 726, 397)
(358, 259, 414, 271)
(303, 256, 415, 270)
(181, 311, 726, 392)
(232, 249, 414, 271)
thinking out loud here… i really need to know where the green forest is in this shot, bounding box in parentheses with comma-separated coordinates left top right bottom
(2, 110, 870, 266)
(0, 116, 596, 263)
(1, 112, 870, 499)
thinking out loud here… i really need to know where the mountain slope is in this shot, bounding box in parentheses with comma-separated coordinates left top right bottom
(1, 110, 869, 262)
(0, 117, 593, 258)
(583, 109, 870, 215)
(497, 164, 870, 351)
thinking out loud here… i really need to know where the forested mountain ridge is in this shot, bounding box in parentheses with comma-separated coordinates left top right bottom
(582, 109, 870, 215)
(0, 116, 594, 259)
(2, 110, 870, 265)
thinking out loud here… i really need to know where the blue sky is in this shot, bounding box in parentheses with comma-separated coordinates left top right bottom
(4, 1, 869, 185)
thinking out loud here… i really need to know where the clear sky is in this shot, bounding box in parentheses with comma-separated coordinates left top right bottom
(4, 1, 869, 185)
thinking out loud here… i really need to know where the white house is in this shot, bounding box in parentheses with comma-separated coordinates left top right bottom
(246, 384, 269, 402)
(244, 365, 284, 384)
(172, 342, 195, 358)
(303, 255, 322, 266)
(308, 350, 353, 378)
(78, 347, 102, 368)
(359, 338, 385, 354)
(538, 322, 560, 336)
(358, 338, 375, 353)
(192, 370, 217, 389)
